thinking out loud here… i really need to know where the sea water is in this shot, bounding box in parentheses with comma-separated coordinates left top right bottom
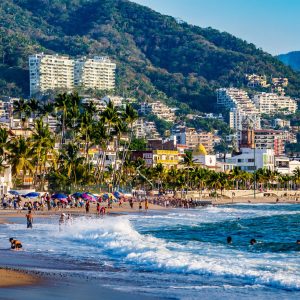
(1, 204, 300, 299)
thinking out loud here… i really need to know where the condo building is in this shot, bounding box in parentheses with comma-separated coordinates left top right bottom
(217, 88, 261, 131)
(140, 101, 176, 123)
(29, 54, 116, 96)
(253, 93, 297, 115)
(29, 54, 75, 96)
(74, 56, 116, 90)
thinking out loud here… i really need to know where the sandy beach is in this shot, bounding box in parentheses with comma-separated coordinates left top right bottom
(0, 268, 41, 288)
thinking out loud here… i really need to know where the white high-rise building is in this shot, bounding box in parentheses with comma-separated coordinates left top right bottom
(74, 56, 116, 90)
(253, 93, 297, 115)
(29, 54, 116, 96)
(217, 88, 261, 131)
(29, 54, 75, 96)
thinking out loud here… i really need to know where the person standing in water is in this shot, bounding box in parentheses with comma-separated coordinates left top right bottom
(144, 199, 149, 212)
(96, 202, 100, 216)
(26, 210, 33, 229)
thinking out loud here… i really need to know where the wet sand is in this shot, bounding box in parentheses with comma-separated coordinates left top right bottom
(0, 268, 41, 288)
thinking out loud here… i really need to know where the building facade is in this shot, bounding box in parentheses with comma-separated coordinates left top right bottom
(74, 56, 116, 90)
(253, 93, 297, 115)
(29, 54, 116, 96)
(29, 54, 75, 95)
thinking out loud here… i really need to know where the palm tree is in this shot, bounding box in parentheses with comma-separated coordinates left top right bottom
(60, 143, 85, 188)
(54, 93, 70, 145)
(27, 98, 40, 117)
(0, 127, 9, 159)
(13, 98, 31, 132)
(181, 151, 196, 189)
(99, 100, 119, 183)
(118, 104, 138, 182)
(8, 137, 34, 186)
(31, 118, 56, 189)
(293, 167, 300, 189)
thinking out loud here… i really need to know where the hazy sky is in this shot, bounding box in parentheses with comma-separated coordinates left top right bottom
(132, 0, 300, 55)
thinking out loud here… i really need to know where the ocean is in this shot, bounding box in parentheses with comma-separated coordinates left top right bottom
(1, 204, 300, 299)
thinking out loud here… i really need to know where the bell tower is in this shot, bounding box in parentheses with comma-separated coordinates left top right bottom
(240, 118, 255, 149)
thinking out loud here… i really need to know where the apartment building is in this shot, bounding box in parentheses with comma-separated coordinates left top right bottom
(217, 88, 261, 131)
(133, 119, 160, 139)
(29, 54, 75, 95)
(29, 54, 116, 96)
(245, 74, 269, 88)
(74, 56, 116, 90)
(272, 77, 288, 87)
(0, 96, 14, 123)
(171, 127, 214, 153)
(254, 129, 294, 156)
(253, 93, 297, 115)
(140, 101, 176, 123)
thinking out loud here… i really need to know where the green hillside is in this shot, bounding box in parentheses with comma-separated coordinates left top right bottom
(1, 0, 300, 112)
(277, 51, 300, 72)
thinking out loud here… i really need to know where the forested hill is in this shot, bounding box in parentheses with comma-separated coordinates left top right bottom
(1, 0, 300, 112)
(277, 51, 300, 72)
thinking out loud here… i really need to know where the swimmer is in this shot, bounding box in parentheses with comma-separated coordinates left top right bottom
(250, 238, 257, 245)
(227, 236, 232, 244)
(296, 240, 300, 245)
(9, 237, 22, 250)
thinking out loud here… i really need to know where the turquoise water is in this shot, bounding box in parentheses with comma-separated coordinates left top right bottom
(1, 204, 300, 299)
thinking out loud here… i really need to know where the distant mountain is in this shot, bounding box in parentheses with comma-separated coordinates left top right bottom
(1, 0, 300, 112)
(277, 51, 300, 72)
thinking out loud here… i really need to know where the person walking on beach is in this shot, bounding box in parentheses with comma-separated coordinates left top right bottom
(26, 210, 33, 229)
(85, 200, 90, 213)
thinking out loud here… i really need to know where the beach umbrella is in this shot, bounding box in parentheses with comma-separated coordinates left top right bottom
(102, 193, 116, 200)
(113, 191, 123, 199)
(51, 193, 67, 200)
(24, 192, 40, 198)
(72, 192, 83, 198)
(82, 193, 97, 202)
(9, 190, 19, 196)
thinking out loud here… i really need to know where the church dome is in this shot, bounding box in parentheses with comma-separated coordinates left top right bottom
(192, 144, 207, 156)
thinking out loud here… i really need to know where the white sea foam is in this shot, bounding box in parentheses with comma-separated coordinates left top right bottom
(39, 217, 300, 289)
(3, 209, 300, 291)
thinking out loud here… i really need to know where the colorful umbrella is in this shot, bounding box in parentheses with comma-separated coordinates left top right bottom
(24, 192, 40, 198)
(51, 193, 67, 199)
(113, 191, 123, 199)
(102, 193, 116, 200)
(72, 192, 83, 198)
(9, 190, 19, 196)
(82, 193, 97, 202)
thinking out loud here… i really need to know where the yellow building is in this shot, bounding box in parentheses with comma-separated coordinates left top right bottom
(153, 150, 179, 169)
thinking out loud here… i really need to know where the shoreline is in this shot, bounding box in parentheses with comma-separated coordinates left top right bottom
(0, 268, 42, 288)
(0, 202, 299, 299)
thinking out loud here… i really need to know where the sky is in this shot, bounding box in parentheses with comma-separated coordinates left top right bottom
(132, 0, 300, 55)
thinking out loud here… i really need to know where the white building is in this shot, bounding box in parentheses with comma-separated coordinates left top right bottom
(29, 54, 116, 96)
(275, 157, 300, 175)
(133, 119, 160, 139)
(29, 54, 75, 96)
(74, 56, 116, 91)
(226, 148, 274, 173)
(253, 93, 297, 115)
(0, 165, 12, 195)
(217, 88, 261, 132)
(140, 101, 176, 123)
